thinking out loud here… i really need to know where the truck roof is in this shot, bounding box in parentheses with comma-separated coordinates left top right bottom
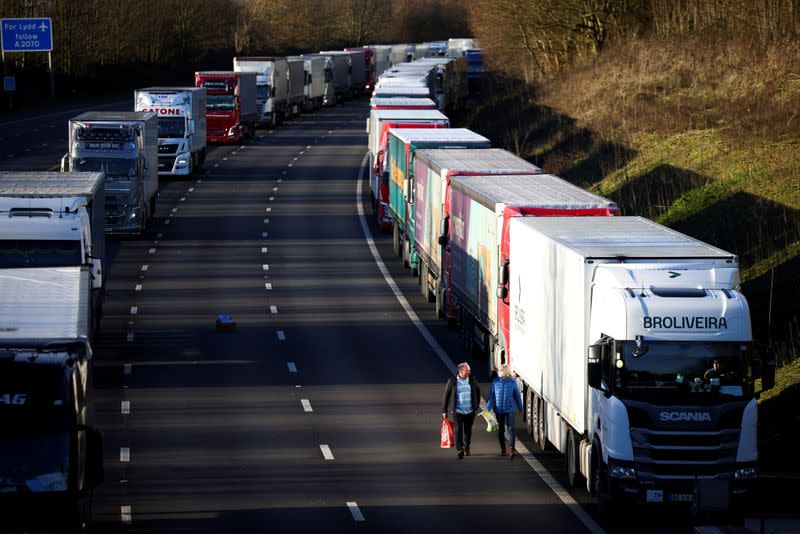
(450, 174, 617, 211)
(390, 128, 489, 144)
(0, 267, 90, 343)
(373, 86, 431, 96)
(72, 111, 156, 122)
(515, 216, 735, 259)
(233, 56, 285, 62)
(0, 172, 105, 197)
(415, 148, 541, 174)
(371, 97, 436, 108)
(372, 109, 448, 120)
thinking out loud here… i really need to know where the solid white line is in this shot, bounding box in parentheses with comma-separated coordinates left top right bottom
(270, 305, 278, 314)
(141, 265, 149, 272)
(135, 284, 142, 292)
(347, 502, 365, 522)
(120, 447, 130, 462)
(277, 330, 286, 341)
(130, 307, 138, 315)
(121, 401, 130, 415)
(265, 282, 273, 290)
(320, 444, 334, 460)
(354, 153, 605, 534)
(301, 399, 312, 412)
(120, 505, 132, 525)
(287, 362, 297, 373)
(123, 364, 132, 375)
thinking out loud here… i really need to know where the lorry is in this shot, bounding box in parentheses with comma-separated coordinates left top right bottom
(0, 266, 104, 532)
(301, 55, 325, 111)
(343, 49, 367, 97)
(496, 216, 771, 513)
(194, 71, 258, 143)
(445, 173, 618, 360)
(369, 45, 392, 77)
(134, 87, 207, 176)
(287, 57, 306, 117)
(412, 149, 541, 319)
(390, 44, 411, 65)
(0, 171, 106, 333)
(386, 128, 490, 273)
(233, 56, 289, 128)
(366, 109, 449, 229)
(62, 112, 158, 235)
(370, 97, 437, 110)
(319, 52, 351, 102)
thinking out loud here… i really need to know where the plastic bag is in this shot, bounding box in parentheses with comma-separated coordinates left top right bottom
(440, 416, 455, 448)
(479, 409, 498, 433)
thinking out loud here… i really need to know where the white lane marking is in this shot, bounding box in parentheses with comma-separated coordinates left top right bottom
(288, 163, 293, 167)
(328, 130, 333, 133)
(264, 218, 270, 224)
(269, 196, 275, 201)
(157, 233, 163, 239)
(273, 186, 278, 191)
(320, 444, 334, 460)
(301, 399, 312, 412)
(148, 248, 156, 254)
(121, 401, 130, 415)
(270, 305, 278, 314)
(293, 157, 298, 161)
(262, 232, 268, 238)
(231, 151, 237, 155)
(277, 330, 286, 341)
(347, 502, 365, 522)
(261, 247, 268, 253)
(130, 307, 138, 315)
(121, 505, 132, 525)
(266, 207, 272, 212)
(120, 447, 130, 462)
(223, 157, 228, 161)
(171, 207, 177, 213)
(197, 179, 202, 183)
(240, 145, 245, 149)
(135, 284, 142, 292)
(126, 332, 135, 342)
(123, 364, 132, 375)
(265, 283, 273, 290)
(299, 151, 304, 155)
(214, 163, 220, 168)
(355, 153, 605, 534)
(277, 178, 282, 183)
(188, 188, 194, 192)
(306, 145, 311, 149)
(287, 362, 297, 373)
(141, 265, 149, 272)
(262, 264, 269, 271)
(165, 219, 171, 225)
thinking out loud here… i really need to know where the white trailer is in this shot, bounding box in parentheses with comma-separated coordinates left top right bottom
(286, 57, 306, 117)
(344, 49, 366, 96)
(134, 86, 207, 175)
(319, 51, 351, 102)
(301, 55, 325, 110)
(505, 216, 768, 512)
(370, 45, 392, 76)
(390, 44, 411, 65)
(233, 56, 289, 127)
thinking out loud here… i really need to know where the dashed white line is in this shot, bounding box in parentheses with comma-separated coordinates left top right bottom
(121, 401, 130, 415)
(148, 248, 156, 254)
(179, 197, 186, 202)
(292, 157, 298, 161)
(223, 157, 228, 161)
(120, 447, 130, 462)
(301, 399, 312, 412)
(165, 219, 171, 225)
(320, 444, 334, 460)
(214, 163, 220, 168)
(270, 305, 278, 314)
(287, 362, 297, 373)
(188, 188, 194, 192)
(277, 330, 286, 341)
(123, 364, 132, 375)
(277, 178, 282, 183)
(306, 145, 311, 149)
(130, 307, 138, 315)
(264, 218, 270, 224)
(126, 332, 135, 342)
(121, 505, 132, 525)
(135, 284, 142, 292)
(273, 187, 278, 191)
(266, 207, 272, 212)
(288, 163, 293, 167)
(262, 264, 269, 271)
(347, 502, 365, 522)
(269, 196, 275, 201)
(262, 232, 268, 238)
(265, 282, 273, 290)
(171, 207, 177, 213)
(261, 247, 268, 253)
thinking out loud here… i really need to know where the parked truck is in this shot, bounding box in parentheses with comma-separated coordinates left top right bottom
(301, 55, 325, 111)
(0, 266, 104, 532)
(343, 49, 366, 97)
(386, 128, 490, 273)
(134, 87, 207, 176)
(194, 71, 257, 143)
(0, 171, 107, 333)
(233, 57, 289, 128)
(369, 45, 392, 77)
(319, 52, 351, 103)
(412, 149, 541, 319)
(497, 216, 771, 513)
(286, 57, 306, 118)
(62, 112, 158, 235)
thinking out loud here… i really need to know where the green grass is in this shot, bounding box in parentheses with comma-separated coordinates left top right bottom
(758, 354, 800, 403)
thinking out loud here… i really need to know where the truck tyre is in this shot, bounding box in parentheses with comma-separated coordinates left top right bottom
(392, 225, 401, 256)
(566, 428, 581, 487)
(435, 282, 445, 316)
(592, 444, 614, 513)
(419, 263, 427, 297)
(402, 239, 410, 268)
(532, 394, 546, 451)
(525, 387, 534, 435)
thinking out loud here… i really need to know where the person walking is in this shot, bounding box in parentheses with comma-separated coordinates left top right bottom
(441, 362, 481, 459)
(486, 364, 523, 457)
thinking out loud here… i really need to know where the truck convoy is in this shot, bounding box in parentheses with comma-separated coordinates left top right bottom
(62, 111, 158, 235)
(233, 57, 289, 128)
(134, 86, 207, 176)
(0, 267, 104, 531)
(0, 172, 107, 333)
(194, 71, 258, 143)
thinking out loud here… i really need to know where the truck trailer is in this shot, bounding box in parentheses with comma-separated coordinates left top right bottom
(62, 111, 158, 235)
(372, 85, 432, 99)
(233, 57, 289, 127)
(134, 86, 207, 176)
(370, 97, 437, 110)
(301, 55, 325, 111)
(412, 149, 541, 319)
(498, 216, 771, 513)
(343, 49, 367, 97)
(195, 71, 258, 143)
(319, 52, 351, 103)
(287, 57, 306, 117)
(0, 266, 104, 532)
(0, 171, 107, 333)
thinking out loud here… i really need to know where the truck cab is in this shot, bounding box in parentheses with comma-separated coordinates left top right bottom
(195, 71, 257, 143)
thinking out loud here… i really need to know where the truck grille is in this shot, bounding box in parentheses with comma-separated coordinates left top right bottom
(257, 102, 265, 116)
(158, 156, 176, 172)
(104, 195, 126, 226)
(158, 143, 180, 155)
(208, 128, 226, 138)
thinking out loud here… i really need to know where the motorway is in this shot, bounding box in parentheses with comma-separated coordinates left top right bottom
(1, 99, 707, 533)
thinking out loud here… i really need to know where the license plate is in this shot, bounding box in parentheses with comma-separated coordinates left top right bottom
(646, 489, 664, 503)
(669, 493, 693, 502)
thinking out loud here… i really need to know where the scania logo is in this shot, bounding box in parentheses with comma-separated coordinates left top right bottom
(659, 411, 711, 422)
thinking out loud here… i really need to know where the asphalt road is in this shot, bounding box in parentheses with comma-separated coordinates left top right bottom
(1, 98, 724, 533)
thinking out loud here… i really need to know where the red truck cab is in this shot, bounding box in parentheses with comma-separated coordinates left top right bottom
(195, 71, 257, 144)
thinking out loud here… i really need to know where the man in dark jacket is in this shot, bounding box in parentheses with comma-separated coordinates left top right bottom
(442, 362, 481, 459)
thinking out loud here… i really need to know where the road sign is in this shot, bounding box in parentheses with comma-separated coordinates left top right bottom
(1, 18, 53, 52)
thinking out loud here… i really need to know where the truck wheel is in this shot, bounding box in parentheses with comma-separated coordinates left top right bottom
(592, 445, 614, 513)
(402, 239, 410, 268)
(419, 262, 427, 296)
(532, 394, 546, 450)
(525, 387, 534, 435)
(435, 282, 445, 315)
(392, 225, 401, 256)
(566, 428, 581, 487)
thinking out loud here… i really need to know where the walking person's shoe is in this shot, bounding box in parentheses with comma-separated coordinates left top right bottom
(457, 449, 465, 459)
(508, 446, 516, 458)
(464, 447, 470, 456)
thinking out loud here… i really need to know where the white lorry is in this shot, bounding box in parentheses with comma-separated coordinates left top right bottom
(301, 55, 325, 111)
(134, 86, 207, 176)
(62, 112, 158, 235)
(233, 56, 289, 127)
(286, 57, 306, 117)
(0, 171, 106, 333)
(499, 216, 773, 512)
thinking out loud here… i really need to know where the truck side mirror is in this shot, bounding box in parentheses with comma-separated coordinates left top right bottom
(404, 178, 412, 202)
(187, 119, 195, 135)
(498, 259, 509, 285)
(90, 258, 103, 290)
(365, 118, 370, 134)
(588, 344, 606, 390)
(496, 286, 508, 299)
(437, 216, 449, 246)
(60, 154, 69, 172)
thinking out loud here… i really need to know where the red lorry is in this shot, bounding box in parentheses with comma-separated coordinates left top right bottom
(194, 71, 258, 144)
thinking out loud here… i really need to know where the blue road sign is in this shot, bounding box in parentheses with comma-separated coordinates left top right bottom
(1, 18, 53, 52)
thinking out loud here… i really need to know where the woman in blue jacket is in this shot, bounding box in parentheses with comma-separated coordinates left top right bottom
(485, 364, 523, 457)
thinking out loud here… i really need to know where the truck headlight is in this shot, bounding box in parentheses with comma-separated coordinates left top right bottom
(735, 466, 757, 479)
(177, 158, 188, 165)
(608, 460, 637, 480)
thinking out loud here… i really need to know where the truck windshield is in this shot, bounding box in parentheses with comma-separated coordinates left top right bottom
(257, 85, 271, 100)
(158, 117, 185, 138)
(616, 341, 753, 399)
(0, 240, 82, 268)
(0, 434, 70, 492)
(207, 95, 235, 111)
(74, 157, 137, 178)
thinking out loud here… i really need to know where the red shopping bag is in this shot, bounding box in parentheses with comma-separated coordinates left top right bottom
(440, 416, 454, 448)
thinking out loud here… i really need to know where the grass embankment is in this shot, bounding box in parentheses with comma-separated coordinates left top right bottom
(462, 35, 800, 476)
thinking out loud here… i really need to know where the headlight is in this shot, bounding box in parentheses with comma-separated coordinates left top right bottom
(735, 466, 757, 479)
(177, 159, 188, 165)
(610, 465, 637, 480)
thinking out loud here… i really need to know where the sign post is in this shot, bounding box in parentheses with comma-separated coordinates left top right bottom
(1, 17, 55, 97)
